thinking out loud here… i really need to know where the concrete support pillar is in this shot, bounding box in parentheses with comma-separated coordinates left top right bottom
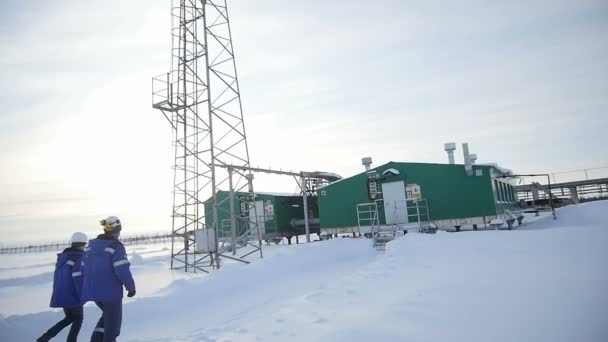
(532, 188, 540, 202)
(507, 219, 515, 230)
(569, 186, 579, 204)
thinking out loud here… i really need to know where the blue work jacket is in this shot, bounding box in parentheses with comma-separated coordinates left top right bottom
(81, 235, 135, 302)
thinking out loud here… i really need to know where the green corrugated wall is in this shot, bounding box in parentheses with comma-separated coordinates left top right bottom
(204, 192, 314, 238)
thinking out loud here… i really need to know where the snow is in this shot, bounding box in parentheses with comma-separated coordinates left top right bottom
(382, 168, 400, 176)
(128, 252, 144, 265)
(1, 201, 608, 341)
(478, 162, 513, 175)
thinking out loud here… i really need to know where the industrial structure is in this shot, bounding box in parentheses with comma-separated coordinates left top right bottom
(515, 178, 608, 205)
(148, 1, 603, 264)
(204, 191, 319, 245)
(318, 145, 519, 236)
(152, 0, 260, 272)
(204, 165, 341, 247)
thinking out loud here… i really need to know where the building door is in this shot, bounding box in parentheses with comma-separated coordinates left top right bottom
(382, 181, 408, 224)
(248, 200, 266, 237)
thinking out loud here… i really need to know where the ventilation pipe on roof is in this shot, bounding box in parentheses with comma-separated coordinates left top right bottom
(469, 154, 478, 165)
(362, 157, 373, 171)
(444, 143, 456, 164)
(462, 143, 474, 176)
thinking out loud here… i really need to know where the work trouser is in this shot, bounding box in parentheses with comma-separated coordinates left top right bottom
(91, 301, 122, 342)
(39, 306, 83, 342)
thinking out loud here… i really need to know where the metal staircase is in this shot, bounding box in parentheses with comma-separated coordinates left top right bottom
(372, 225, 399, 251)
(356, 202, 398, 250)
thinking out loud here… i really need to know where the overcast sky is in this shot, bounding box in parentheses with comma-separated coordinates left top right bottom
(1, 0, 607, 243)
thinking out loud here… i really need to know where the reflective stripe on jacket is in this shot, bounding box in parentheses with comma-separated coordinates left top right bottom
(81, 237, 136, 302)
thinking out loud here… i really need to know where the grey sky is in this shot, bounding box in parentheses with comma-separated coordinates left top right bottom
(1, 0, 607, 243)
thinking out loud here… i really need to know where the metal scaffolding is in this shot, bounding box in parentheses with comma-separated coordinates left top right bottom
(152, 0, 261, 272)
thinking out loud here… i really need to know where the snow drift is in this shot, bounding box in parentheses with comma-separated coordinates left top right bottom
(1, 201, 607, 341)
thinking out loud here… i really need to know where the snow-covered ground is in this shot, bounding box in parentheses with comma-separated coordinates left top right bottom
(1, 201, 607, 341)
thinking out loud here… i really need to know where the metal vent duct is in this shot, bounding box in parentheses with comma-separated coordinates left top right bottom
(362, 157, 373, 171)
(444, 143, 456, 164)
(463, 143, 473, 176)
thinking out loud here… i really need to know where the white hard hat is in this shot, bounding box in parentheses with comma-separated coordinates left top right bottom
(71, 232, 88, 244)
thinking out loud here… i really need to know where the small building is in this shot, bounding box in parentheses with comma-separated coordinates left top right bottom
(317, 161, 518, 233)
(204, 191, 319, 243)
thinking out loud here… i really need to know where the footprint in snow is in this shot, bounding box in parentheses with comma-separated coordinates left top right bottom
(313, 318, 329, 324)
(304, 292, 324, 302)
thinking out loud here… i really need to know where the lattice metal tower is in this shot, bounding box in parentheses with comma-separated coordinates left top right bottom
(152, 0, 262, 272)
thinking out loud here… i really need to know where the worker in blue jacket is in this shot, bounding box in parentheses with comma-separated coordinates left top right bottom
(37, 232, 88, 342)
(82, 216, 136, 342)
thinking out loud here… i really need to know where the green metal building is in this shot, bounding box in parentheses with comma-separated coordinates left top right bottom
(317, 161, 518, 233)
(204, 191, 319, 242)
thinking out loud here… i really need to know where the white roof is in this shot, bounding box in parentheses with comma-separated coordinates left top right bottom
(302, 171, 342, 182)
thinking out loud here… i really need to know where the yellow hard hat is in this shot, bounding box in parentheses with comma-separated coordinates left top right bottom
(100, 216, 121, 232)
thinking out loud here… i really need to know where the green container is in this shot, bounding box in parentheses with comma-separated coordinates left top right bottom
(204, 191, 319, 240)
(317, 161, 518, 230)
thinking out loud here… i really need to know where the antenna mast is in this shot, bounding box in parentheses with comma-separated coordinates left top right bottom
(152, 0, 262, 272)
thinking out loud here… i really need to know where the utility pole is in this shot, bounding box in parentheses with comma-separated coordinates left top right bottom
(301, 174, 311, 243)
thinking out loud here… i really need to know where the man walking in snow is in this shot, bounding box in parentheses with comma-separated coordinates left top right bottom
(82, 216, 136, 342)
(37, 232, 88, 342)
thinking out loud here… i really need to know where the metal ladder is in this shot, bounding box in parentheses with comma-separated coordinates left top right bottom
(356, 202, 386, 249)
(408, 199, 435, 233)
